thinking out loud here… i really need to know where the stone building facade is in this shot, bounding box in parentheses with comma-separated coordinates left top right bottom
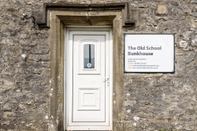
(0, 0, 197, 131)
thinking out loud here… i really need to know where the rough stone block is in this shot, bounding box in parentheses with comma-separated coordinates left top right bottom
(191, 12, 197, 17)
(155, 2, 168, 16)
(29, 54, 50, 61)
(30, 47, 49, 54)
(191, 0, 197, 4)
(3, 111, 13, 118)
(181, 5, 191, 13)
(2, 104, 12, 111)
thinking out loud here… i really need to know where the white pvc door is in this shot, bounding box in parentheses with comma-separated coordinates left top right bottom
(65, 28, 112, 130)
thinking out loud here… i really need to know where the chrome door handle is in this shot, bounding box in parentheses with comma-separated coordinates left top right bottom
(102, 77, 109, 82)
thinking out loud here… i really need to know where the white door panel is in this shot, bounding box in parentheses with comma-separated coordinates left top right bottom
(73, 34, 105, 122)
(65, 28, 112, 130)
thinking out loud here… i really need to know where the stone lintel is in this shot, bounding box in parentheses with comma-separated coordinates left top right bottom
(32, 2, 135, 28)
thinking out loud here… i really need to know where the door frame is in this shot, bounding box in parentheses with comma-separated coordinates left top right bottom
(48, 10, 125, 130)
(64, 27, 113, 130)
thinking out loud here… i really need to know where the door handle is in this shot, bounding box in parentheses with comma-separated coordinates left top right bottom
(102, 77, 109, 82)
(103, 77, 110, 86)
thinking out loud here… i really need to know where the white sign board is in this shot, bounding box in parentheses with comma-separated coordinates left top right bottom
(125, 34, 174, 72)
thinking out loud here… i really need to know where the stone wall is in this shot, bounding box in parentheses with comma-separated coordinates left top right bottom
(121, 1, 197, 130)
(0, 0, 50, 130)
(0, 0, 197, 131)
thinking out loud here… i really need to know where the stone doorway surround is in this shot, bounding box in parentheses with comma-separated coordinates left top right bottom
(33, 2, 136, 130)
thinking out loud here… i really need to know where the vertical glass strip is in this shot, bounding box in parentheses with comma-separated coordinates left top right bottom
(84, 44, 95, 68)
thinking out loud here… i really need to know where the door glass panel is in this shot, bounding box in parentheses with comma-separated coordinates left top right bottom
(84, 44, 95, 68)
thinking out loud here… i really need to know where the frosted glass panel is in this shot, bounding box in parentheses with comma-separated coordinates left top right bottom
(84, 44, 95, 68)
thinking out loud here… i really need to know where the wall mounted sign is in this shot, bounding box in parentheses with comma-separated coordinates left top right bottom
(124, 34, 174, 73)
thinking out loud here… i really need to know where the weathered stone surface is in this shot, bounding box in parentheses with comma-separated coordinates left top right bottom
(31, 47, 49, 54)
(155, 2, 168, 16)
(191, 12, 197, 17)
(29, 54, 50, 61)
(0, 0, 197, 130)
(181, 5, 191, 13)
(191, 0, 197, 4)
